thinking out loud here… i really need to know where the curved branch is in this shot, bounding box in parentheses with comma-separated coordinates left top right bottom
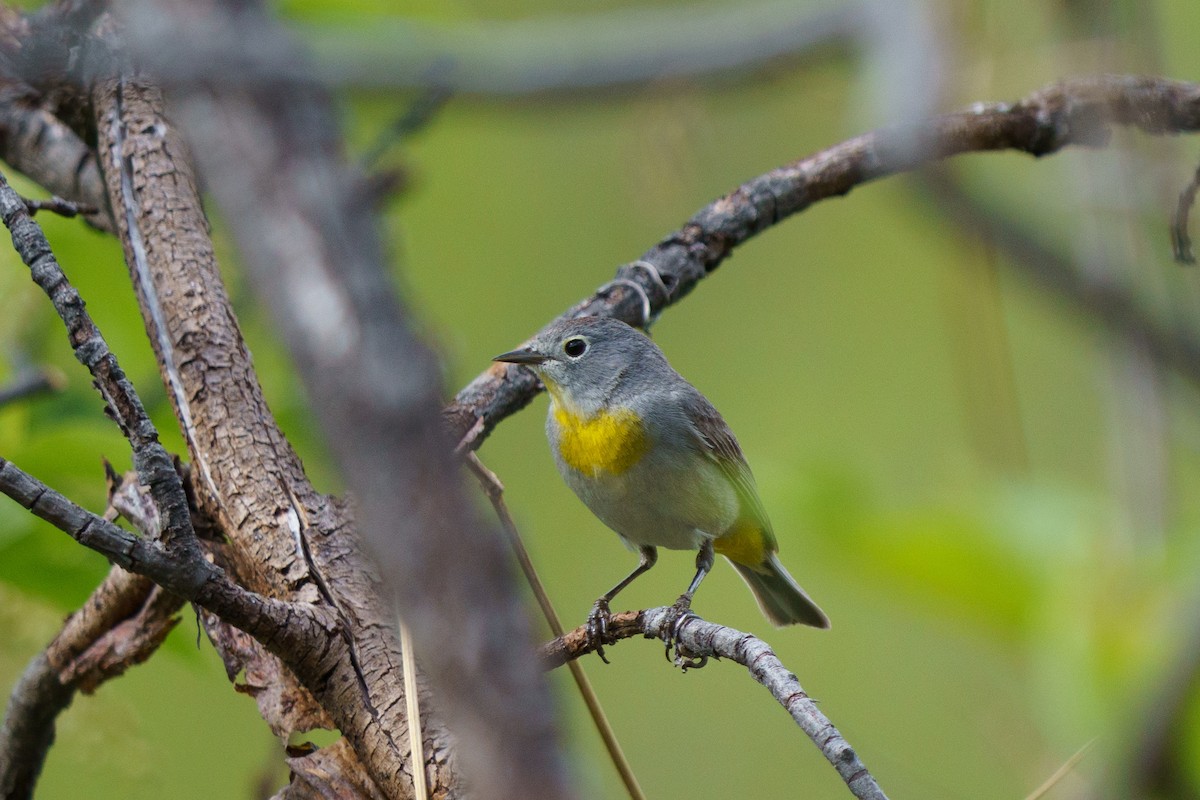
(445, 75, 1200, 448)
(0, 652, 72, 800)
(542, 609, 888, 800)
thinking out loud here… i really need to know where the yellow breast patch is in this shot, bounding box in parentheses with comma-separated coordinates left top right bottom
(554, 404, 649, 477)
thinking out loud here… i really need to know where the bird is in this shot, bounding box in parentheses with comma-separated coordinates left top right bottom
(494, 316, 828, 657)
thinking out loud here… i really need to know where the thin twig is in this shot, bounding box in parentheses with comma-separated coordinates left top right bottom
(464, 452, 648, 800)
(1023, 738, 1095, 800)
(23, 195, 98, 219)
(1171, 157, 1200, 264)
(397, 621, 428, 800)
(362, 80, 452, 168)
(542, 609, 889, 800)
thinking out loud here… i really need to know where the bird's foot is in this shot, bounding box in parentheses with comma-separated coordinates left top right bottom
(660, 595, 708, 671)
(586, 598, 614, 664)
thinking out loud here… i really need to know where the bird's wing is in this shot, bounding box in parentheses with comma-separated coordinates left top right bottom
(682, 389, 778, 550)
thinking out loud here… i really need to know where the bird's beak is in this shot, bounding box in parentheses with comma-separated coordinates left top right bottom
(493, 347, 548, 366)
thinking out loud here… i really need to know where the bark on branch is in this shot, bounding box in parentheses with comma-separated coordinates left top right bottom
(90, 69, 457, 798)
(445, 75, 1200, 450)
(121, 0, 576, 796)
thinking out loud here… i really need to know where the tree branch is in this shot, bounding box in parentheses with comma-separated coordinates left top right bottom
(0, 455, 327, 647)
(0, 89, 113, 232)
(126, 0, 862, 95)
(0, 165, 197, 553)
(542, 610, 888, 800)
(0, 132, 366, 796)
(0, 467, 179, 800)
(0, 455, 351, 755)
(444, 75, 1200, 449)
(0, 652, 72, 800)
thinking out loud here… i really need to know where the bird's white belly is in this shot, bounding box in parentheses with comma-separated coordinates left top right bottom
(557, 446, 739, 551)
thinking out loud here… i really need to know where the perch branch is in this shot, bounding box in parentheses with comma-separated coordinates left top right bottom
(445, 75, 1200, 449)
(542, 609, 888, 800)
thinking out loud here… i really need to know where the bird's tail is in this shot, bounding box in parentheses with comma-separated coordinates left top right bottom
(730, 553, 830, 628)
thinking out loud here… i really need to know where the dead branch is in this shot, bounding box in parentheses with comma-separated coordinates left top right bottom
(87, 34, 459, 791)
(0, 467, 181, 799)
(0, 455, 330, 653)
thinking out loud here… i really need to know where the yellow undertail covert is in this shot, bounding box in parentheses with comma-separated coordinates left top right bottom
(712, 518, 769, 568)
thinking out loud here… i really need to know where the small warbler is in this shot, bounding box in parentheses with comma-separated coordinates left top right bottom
(494, 316, 829, 651)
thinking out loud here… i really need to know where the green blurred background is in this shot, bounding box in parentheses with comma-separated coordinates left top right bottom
(4, 0, 1200, 797)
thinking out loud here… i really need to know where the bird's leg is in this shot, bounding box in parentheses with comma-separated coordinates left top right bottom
(587, 545, 657, 663)
(662, 539, 714, 669)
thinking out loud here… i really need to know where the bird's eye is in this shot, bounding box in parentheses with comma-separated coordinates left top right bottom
(563, 337, 588, 358)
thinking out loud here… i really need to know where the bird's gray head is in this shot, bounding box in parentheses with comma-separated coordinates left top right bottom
(493, 317, 667, 414)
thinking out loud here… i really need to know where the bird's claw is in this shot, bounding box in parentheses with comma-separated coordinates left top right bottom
(660, 595, 707, 671)
(586, 598, 613, 664)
